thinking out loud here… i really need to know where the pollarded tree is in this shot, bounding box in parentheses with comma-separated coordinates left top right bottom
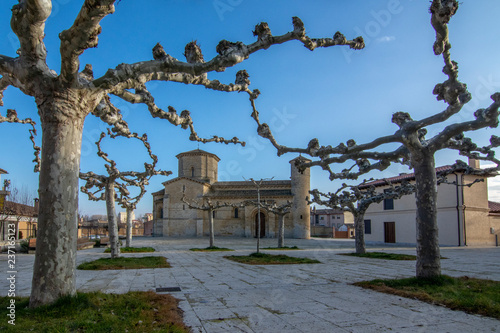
(309, 180, 415, 254)
(258, 200, 292, 248)
(181, 192, 243, 249)
(80, 131, 170, 258)
(0, 1, 363, 306)
(251, 0, 500, 278)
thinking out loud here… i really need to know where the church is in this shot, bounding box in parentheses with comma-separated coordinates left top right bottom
(151, 149, 311, 239)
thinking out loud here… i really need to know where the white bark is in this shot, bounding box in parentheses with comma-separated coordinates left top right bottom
(29, 103, 84, 308)
(125, 207, 132, 248)
(277, 214, 285, 248)
(208, 209, 215, 248)
(105, 181, 120, 258)
(414, 153, 441, 277)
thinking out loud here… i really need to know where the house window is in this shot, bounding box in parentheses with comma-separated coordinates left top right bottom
(320, 216, 324, 220)
(234, 208, 239, 218)
(364, 220, 371, 234)
(384, 198, 394, 210)
(212, 210, 216, 218)
(337, 216, 340, 219)
(191, 167, 195, 177)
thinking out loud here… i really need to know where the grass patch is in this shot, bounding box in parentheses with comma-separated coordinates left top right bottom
(355, 275, 500, 319)
(0, 291, 188, 332)
(263, 246, 300, 250)
(339, 251, 417, 260)
(189, 246, 234, 252)
(77, 256, 170, 270)
(225, 252, 320, 265)
(104, 246, 155, 253)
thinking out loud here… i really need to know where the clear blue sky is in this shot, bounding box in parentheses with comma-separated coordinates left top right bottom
(1, 0, 499, 217)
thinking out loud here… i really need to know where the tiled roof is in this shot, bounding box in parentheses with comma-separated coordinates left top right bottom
(489, 201, 500, 213)
(2, 201, 37, 217)
(0, 168, 7, 174)
(207, 189, 293, 199)
(176, 149, 220, 161)
(360, 165, 457, 188)
(212, 180, 291, 188)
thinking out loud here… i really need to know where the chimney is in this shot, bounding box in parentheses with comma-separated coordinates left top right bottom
(468, 157, 480, 169)
(34, 198, 39, 214)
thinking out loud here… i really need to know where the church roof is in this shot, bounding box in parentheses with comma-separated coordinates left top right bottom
(176, 149, 220, 162)
(211, 180, 291, 187)
(162, 176, 211, 187)
(207, 189, 293, 199)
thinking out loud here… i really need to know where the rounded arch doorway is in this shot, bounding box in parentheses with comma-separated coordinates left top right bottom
(254, 211, 266, 238)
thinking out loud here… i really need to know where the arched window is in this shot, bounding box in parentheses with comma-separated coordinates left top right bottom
(234, 208, 239, 218)
(191, 167, 195, 177)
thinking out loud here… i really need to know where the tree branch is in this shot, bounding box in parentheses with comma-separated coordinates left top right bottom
(0, 108, 41, 172)
(92, 17, 363, 89)
(59, 0, 115, 85)
(112, 86, 245, 146)
(10, 0, 51, 61)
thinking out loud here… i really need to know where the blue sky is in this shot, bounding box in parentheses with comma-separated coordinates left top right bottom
(1, 0, 499, 217)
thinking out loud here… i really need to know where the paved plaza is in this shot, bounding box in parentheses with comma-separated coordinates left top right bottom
(1, 237, 499, 332)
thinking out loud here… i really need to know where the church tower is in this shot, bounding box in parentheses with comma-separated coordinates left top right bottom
(176, 149, 220, 183)
(290, 156, 311, 239)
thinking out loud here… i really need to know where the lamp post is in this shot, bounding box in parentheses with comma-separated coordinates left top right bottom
(245, 177, 273, 254)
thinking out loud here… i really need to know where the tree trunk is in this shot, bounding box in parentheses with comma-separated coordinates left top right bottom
(278, 214, 285, 248)
(29, 110, 84, 308)
(354, 212, 366, 254)
(208, 209, 214, 248)
(125, 207, 132, 248)
(414, 153, 441, 278)
(105, 181, 120, 258)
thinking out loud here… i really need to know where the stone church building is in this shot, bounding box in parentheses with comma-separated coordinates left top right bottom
(152, 149, 310, 239)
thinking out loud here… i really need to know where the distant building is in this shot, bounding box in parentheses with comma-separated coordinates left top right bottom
(118, 211, 135, 223)
(362, 159, 500, 246)
(0, 168, 39, 241)
(310, 208, 354, 238)
(152, 149, 311, 239)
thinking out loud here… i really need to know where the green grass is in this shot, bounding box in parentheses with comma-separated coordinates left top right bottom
(355, 275, 500, 319)
(77, 256, 170, 270)
(189, 246, 234, 252)
(339, 251, 417, 260)
(0, 291, 188, 332)
(225, 252, 321, 265)
(263, 246, 300, 250)
(104, 246, 155, 253)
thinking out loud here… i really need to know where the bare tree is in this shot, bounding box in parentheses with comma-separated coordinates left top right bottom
(1, 1, 364, 306)
(181, 192, 242, 248)
(258, 200, 292, 248)
(116, 176, 157, 248)
(250, 1, 500, 278)
(80, 131, 170, 258)
(309, 180, 415, 254)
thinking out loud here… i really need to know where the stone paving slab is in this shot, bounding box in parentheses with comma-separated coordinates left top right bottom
(1, 237, 499, 332)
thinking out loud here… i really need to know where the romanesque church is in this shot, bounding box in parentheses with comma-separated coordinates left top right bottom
(152, 149, 311, 238)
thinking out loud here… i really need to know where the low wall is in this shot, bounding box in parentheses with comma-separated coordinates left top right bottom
(311, 226, 334, 238)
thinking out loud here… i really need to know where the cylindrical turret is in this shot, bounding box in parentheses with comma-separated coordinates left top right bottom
(290, 156, 311, 239)
(176, 149, 220, 183)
